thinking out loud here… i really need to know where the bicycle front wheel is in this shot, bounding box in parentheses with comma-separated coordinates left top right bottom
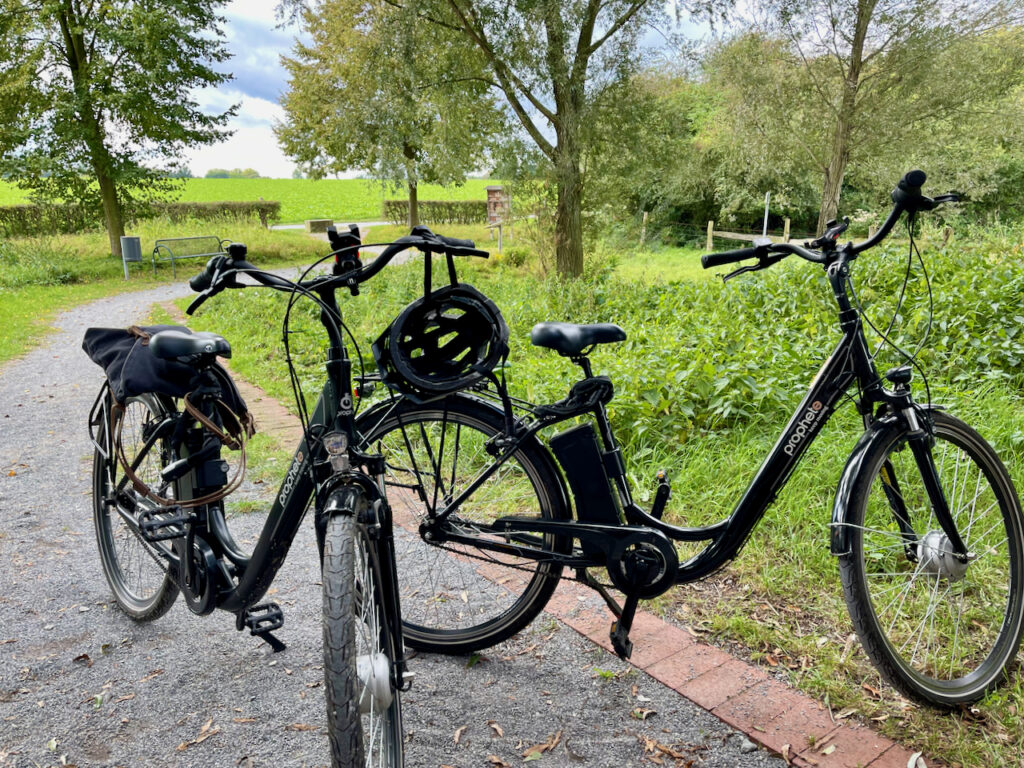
(323, 512, 404, 767)
(839, 410, 1024, 705)
(356, 396, 571, 654)
(92, 392, 179, 621)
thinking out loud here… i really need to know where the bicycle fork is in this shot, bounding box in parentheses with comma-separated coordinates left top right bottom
(317, 479, 412, 696)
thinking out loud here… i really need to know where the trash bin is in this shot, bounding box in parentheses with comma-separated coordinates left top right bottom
(120, 236, 142, 280)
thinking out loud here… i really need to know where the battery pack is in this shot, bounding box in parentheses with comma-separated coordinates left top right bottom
(549, 423, 621, 533)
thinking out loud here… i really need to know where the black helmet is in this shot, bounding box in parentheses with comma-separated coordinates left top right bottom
(373, 283, 508, 401)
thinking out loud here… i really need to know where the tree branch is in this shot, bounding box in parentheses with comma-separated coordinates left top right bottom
(444, 0, 558, 134)
(586, 0, 649, 56)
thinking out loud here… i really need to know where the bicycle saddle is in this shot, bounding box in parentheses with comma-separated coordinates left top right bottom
(530, 322, 626, 356)
(149, 329, 232, 360)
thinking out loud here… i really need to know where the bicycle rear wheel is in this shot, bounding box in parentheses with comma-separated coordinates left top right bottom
(356, 395, 571, 654)
(323, 512, 404, 767)
(92, 392, 179, 621)
(839, 411, 1024, 705)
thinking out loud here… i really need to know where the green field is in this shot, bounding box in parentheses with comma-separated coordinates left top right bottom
(0, 177, 498, 224)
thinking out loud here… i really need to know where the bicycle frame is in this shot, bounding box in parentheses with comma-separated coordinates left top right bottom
(403, 250, 963, 586)
(90, 282, 406, 669)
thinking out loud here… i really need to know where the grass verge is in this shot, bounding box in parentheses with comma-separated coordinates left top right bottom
(0, 220, 328, 365)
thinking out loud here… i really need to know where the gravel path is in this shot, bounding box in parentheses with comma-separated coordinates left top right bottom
(0, 283, 784, 768)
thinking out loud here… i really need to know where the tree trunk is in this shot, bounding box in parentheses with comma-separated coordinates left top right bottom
(408, 179, 419, 228)
(95, 164, 125, 258)
(553, 156, 584, 278)
(816, 0, 875, 234)
(817, 125, 850, 234)
(59, 5, 125, 257)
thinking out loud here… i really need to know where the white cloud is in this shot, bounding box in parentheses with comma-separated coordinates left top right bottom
(183, 93, 295, 178)
(182, 1, 302, 178)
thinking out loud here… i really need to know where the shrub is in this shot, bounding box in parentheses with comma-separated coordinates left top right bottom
(0, 200, 281, 238)
(382, 199, 488, 225)
(0, 203, 100, 238)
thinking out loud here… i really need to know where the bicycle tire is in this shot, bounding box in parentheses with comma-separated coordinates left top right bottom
(838, 410, 1024, 706)
(355, 395, 571, 654)
(92, 392, 179, 621)
(323, 512, 404, 767)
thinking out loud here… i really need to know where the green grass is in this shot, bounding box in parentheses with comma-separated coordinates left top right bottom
(175, 230, 1024, 767)
(0, 178, 499, 225)
(613, 245, 708, 282)
(0, 220, 327, 364)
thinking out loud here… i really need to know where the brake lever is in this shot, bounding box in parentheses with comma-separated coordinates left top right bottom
(722, 252, 786, 282)
(722, 263, 761, 282)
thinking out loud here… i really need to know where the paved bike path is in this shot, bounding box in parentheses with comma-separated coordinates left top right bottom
(0, 282, 916, 768)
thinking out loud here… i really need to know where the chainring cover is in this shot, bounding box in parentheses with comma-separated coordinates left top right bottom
(606, 529, 678, 598)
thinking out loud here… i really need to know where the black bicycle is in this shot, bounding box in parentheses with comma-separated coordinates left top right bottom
(84, 226, 490, 766)
(349, 171, 1024, 707)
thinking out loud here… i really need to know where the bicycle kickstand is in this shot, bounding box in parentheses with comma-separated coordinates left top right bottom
(610, 593, 640, 660)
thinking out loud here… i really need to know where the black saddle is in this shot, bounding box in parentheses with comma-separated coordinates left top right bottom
(530, 322, 626, 356)
(149, 329, 232, 361)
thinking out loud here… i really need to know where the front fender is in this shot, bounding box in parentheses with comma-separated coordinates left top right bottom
(830, 415, 904, 556)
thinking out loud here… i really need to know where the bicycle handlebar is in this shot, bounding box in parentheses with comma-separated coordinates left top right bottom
(701, 170, 959, 274)
(185, 227, 490, 315)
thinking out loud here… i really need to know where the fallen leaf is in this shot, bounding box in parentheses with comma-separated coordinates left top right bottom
(861, 682, 882, 699)
(821, 744, 836, 756)
(454, 725, 467, 745)
(781, 744, 792, 765)
(72, 654, 92, 668)
(486, 755, 510, 768)
(176, 719, 220, 750)
(487, 720, 504, 738)
(138, 669, 163, 683)
(233, 717, 257, 723)
(112, 694, 135, 704)
(630, 708, 656, 721)
(286, 723, 318, 732)
(907, 751, 927, 768)
(522, 731, 562, 758)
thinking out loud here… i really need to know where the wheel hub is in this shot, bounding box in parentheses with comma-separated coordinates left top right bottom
(917, 530, 969, 582)
(357, 652, 394, 714)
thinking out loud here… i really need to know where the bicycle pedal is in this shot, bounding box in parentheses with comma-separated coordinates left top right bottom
(239, 603, 287, 652)
(242, 602, 285, 633)
(138, 508, 189, 542)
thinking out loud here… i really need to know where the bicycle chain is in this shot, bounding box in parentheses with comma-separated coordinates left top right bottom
(424, 525, 608, 587)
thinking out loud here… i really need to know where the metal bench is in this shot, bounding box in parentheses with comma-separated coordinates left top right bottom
(152, 235, 229, 277)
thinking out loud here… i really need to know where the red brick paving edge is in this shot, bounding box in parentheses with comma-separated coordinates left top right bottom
(547, 577, 935, 768)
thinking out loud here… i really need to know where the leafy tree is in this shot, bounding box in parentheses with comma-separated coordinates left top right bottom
(0, 0, 235, 257)
(708, 1, 1024, 233)
(409, 0, 679, 276)
(276, 0, 502, 227)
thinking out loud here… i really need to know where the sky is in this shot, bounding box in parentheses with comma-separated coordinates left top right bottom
(182, 0, 306, 179)
(184, 1, 706, 180)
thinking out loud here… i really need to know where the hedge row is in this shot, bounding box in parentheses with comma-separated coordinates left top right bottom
(0, 200, 281, 237)
(383, 199, 488, 225)
(0, 203, 99, 238)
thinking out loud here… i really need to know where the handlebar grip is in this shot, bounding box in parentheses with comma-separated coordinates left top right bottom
(189, 254, 230, 292)
(892, 169, 927, 208)
(701, 246, 760, 269)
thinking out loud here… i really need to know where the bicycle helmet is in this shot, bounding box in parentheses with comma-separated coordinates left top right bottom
(373, 283, 508, 401)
